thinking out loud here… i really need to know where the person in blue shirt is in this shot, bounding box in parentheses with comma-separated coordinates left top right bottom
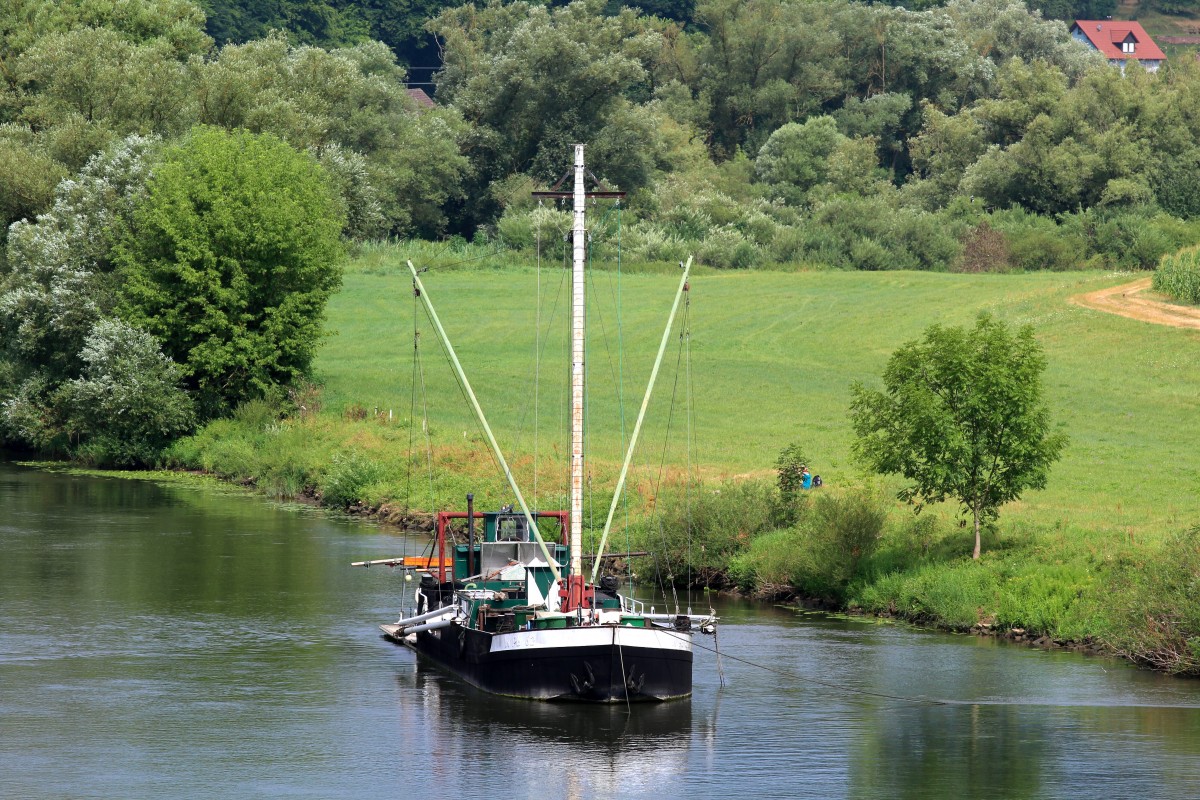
(801, 466, 813, 490)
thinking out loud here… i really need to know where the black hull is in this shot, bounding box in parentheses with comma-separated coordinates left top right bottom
(387, 623, 692, 703)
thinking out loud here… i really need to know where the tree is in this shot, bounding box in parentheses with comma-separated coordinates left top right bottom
(113, 126, 344, 418)
(0, 134, 193, 460)
(773, 441, 809, 526)
(755, 116, 844, 204)
(60, 318, 196, 465)
(849, 313, 1067, 559)
(192, 35, 468, 237)
(429, 0, 661, 226)
(0, 136, 159, 404)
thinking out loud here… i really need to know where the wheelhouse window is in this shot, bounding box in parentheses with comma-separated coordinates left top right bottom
(496, 515, 529, 541)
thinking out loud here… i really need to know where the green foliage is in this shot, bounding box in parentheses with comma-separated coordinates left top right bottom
(988, 207, 1083, 271)
(803, 193, 963, 270)
(1097, 527, 1200, 675)
(0, 0, 212, 61)
(855, 559, 1001, 628)
(0, 1, 202, 234)
(792, 487, 887, 599)
(196, 0, 458, 65)
(114, 126, 345, 419)
(1152, 149, 1200, 219)
(14, 26, 195, 162)
(773, 441, 809, 525)
(3, 0, 1198, 277)
(0, 128, 68, 250)
(774, 442, 809, 496)
(729, 486, 886, 600)
(728, 528, 805, 593)
(429, 0, 662, 225)
(193, 35, 469, 237)
(0, 135, 160, 448)
(166, 397, 331, 493)
(321, 449, 386, 507)
(1154, 245, 1200, 304)
(641, 478, 778, 587)
(197, 0, 370, 48)
(850, 313, 1068, 559)
(0, 10, 467, 242)
(495, 204, 573, 257)
(59, 318, 195, 466)
(1027, 0, 1117, 21)
(755, 117, 845, 205)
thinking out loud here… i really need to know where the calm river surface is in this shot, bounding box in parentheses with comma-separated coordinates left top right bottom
(4, 460, 1200, 799)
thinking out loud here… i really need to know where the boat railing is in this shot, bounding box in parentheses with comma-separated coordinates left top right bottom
(620, 594, 646, 615)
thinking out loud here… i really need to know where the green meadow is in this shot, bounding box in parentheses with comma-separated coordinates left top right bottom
(311, 257, 1199, 539)
(171, 248, 1200, 669)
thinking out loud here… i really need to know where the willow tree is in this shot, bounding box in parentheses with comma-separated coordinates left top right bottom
(849, 313, 1067, 559)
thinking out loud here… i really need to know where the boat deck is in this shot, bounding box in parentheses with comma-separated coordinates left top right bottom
(379, 624, 413, 644)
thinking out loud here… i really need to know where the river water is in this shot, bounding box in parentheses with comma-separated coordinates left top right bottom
(3, 460, 1200, 799)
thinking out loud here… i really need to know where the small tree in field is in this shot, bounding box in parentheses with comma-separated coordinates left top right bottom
(773, 441, 809, 526)
(849, 313, 1067, 559)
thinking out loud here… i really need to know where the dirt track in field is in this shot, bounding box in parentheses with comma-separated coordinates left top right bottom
(1069, 277, 1200, 330)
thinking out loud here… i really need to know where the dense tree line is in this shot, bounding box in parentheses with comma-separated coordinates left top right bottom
(0, 130, 344, 463)
(3, 0, 1200, 463)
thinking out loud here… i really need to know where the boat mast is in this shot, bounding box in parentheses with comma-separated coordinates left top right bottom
(569, 144, 586, 583)
(531, 146, 623, 609)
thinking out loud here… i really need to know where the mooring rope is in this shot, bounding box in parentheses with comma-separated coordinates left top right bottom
(663, 628, 948, 706)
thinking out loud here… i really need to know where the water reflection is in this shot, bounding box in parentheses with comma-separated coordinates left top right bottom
(5, 461, 1200, 800)
(391, 658, 700, 798)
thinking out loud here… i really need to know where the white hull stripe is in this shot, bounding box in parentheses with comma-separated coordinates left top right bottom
(488, 625, 692, 654)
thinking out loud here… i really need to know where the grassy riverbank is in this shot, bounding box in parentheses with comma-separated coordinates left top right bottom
(167, 248, 1200, 672)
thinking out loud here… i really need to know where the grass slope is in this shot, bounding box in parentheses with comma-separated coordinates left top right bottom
(313, 259, 1200, 544)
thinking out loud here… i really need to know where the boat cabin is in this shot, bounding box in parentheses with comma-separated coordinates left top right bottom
(423, 508, 627, 632)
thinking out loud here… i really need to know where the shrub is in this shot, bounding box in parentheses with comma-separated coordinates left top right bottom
(848, 238, 894, 271)
(696, 227, 761, 269)
(1154, 245, 1200, 304)
(321, 449, 386, 508)
(1097, 527, 1200, 675)
(661, 204, 713, 242)
(1007, 229, 1079, 272)
(640, 478, 777, 587)
(495, 204, 571, 257)
(728, 528, 806, 595)
(790, 487, 887, 599)
(990, 208, 1083, 271)
(953, 221, 1011, 273)
(623, 222, 691, 264)
(1090, 212, 1175, 271)
(766, 225, 809, 265)
(773, 441, 810, 526)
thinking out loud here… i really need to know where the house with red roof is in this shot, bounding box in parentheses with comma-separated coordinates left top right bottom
(1071, 20, 1166, 74)
(406, 88, 437, 110)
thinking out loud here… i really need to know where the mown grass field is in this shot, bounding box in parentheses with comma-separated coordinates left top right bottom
(310, 255, 1200, 547)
